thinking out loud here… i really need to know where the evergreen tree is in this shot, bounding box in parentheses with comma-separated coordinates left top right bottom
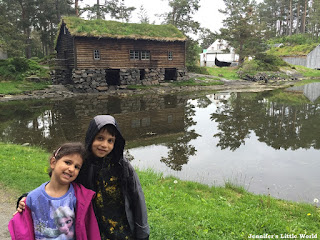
(162, 0, 200, 36)
(309, 0, 320, 38)
(138, 5, 150, 24)
(83, 0, 135, 22)
(219, 0, 266, 64)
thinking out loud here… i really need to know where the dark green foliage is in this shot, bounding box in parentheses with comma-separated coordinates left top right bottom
(186, 65, 210, 75)
(0, 57, 49, 81)
(267, 34, 320, 46)
(237, 53, 289, 76)
(254, 53, 289, 70)
(9, 57, 29, 72)
(185, 39, 201, 68)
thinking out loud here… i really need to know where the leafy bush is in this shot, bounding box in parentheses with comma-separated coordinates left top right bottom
(0, 57, 49, 81)
(187, 65, 210, 75)
(9, 57, 30, 72)
(240, 53, 289, 74)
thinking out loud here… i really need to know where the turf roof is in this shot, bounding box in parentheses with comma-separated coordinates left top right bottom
(60, 16, 186, 42)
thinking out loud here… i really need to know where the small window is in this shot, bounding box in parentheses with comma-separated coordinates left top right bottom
(141, 51, 150, 60)
(168, 51, 173, 60)
(94, 49, 100, 60)
(130, 50, 139, 60)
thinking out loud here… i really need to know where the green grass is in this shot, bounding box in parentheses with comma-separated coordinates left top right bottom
(205, 66, 240, 80)
(293, 65, 320, 78)
(1, 143, 320, 239)
(172, 78, 224, 86)
(267, 43, 318, 56)
(0, 143, 50, 192)
(0, 80, 50, 95)
(61, 16, 186, 41)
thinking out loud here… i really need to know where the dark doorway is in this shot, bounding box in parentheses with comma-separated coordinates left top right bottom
(106, 69, 120, 85)
(140, 69, 145, 80)
(165, 68, 177, 81)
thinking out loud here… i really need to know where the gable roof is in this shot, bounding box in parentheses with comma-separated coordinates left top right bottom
(59, 16, 186, 42)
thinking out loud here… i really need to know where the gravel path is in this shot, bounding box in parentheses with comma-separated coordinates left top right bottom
(0, 185, 17, 240)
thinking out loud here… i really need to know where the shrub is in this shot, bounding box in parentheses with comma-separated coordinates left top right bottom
(187, 65, 210, 75)
(8, 57, 30, 73)
(0, 57, 49, 81)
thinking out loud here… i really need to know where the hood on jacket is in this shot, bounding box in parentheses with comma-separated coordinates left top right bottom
(85, 115, 125, 160)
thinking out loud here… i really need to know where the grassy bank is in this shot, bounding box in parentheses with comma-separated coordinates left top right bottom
(0, 57, 50, 95)
(1, 142, 319, 239)
(0, 80, 50, 95)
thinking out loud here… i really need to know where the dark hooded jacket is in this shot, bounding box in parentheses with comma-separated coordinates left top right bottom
(76, 115, 150, 240)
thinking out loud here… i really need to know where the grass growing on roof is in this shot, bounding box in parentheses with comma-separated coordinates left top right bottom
(61, 16, 186, 41)
(267, 43, 318, 57)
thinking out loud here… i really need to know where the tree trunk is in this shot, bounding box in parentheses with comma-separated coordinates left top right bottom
(301, 0, 308, 33)
(289, 0, 292, 35)
(296, 1, 300, 34)
(97, 0, 101, 19)
(75, 0, 79, 17)
(56, 0, 61, 20)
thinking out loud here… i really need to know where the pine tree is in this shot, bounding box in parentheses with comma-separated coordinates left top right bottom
(219, 0, 266, 64)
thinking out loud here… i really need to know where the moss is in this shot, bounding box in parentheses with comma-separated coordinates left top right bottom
(60, 16, 186, 42)
(267, 43, 319, 57)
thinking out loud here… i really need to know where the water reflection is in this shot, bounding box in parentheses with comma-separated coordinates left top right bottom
(1, 86, 320, 203)
(286, 82, 320, 102)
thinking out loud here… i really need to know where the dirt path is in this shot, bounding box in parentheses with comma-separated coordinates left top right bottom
(0, 185, 18, 240)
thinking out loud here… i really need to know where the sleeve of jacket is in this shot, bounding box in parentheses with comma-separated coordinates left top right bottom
(85, 200, 101, 240)
(8, 199, 35, 240)
(127, 162, 150, 239)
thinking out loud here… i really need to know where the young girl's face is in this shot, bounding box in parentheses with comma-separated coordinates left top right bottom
(50, 154, 83, 185)
(91, 129, 116, 158)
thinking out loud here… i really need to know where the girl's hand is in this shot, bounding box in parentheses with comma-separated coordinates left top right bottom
(16, 197, 26, 213)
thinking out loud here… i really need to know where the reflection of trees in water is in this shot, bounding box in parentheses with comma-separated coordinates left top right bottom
(211, 92, 320, 150)
(0, 99, 83, 151)
(160, 100, 199, 171)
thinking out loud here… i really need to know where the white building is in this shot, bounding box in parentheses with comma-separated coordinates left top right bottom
(200, 39, 239, 67)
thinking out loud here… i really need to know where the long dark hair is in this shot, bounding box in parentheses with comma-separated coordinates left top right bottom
(48, 142, 86, 177)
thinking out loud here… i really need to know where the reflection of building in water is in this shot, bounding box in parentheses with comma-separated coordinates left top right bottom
(26, 110, 52, 138)
(206, 92, 231, 109)
(0, 94, 189, 150)
(286, 82, 320, 102)
(73, 95, 188, 143)
(207, 92, 231, 102)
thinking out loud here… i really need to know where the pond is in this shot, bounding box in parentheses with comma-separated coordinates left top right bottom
(1, 83, 320, 204)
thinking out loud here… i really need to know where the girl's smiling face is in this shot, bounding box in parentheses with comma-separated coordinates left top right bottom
(50, 154, 83, 185)
(91, 129, 116, 158)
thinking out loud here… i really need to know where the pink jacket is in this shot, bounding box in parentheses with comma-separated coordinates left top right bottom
(8, 183, 101, 240)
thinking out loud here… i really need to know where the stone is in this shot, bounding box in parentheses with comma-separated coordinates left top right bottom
(96, 86, 108, 91)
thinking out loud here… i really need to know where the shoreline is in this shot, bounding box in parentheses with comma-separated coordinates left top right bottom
(0, 77, 297, 102)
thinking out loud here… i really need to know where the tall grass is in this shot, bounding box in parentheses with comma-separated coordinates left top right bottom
(1, 143, 319, 239)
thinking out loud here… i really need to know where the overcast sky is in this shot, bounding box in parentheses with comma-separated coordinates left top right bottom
(79, 0, 227, 33)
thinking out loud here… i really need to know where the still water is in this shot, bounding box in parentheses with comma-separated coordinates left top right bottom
(1, 84, 320, 203)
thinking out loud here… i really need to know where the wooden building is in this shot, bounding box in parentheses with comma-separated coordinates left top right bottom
(53, 17, 188, 92)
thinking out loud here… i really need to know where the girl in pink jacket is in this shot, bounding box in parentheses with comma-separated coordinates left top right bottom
(8, 142, 101, 240)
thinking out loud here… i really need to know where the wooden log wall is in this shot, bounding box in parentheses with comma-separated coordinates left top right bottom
(55, 24, 75, 69)
(74, 37, 186, 69)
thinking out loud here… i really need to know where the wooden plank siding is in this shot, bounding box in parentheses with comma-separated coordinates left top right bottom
(74, 37, 186, 69)
(55, 24, 75, 69)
